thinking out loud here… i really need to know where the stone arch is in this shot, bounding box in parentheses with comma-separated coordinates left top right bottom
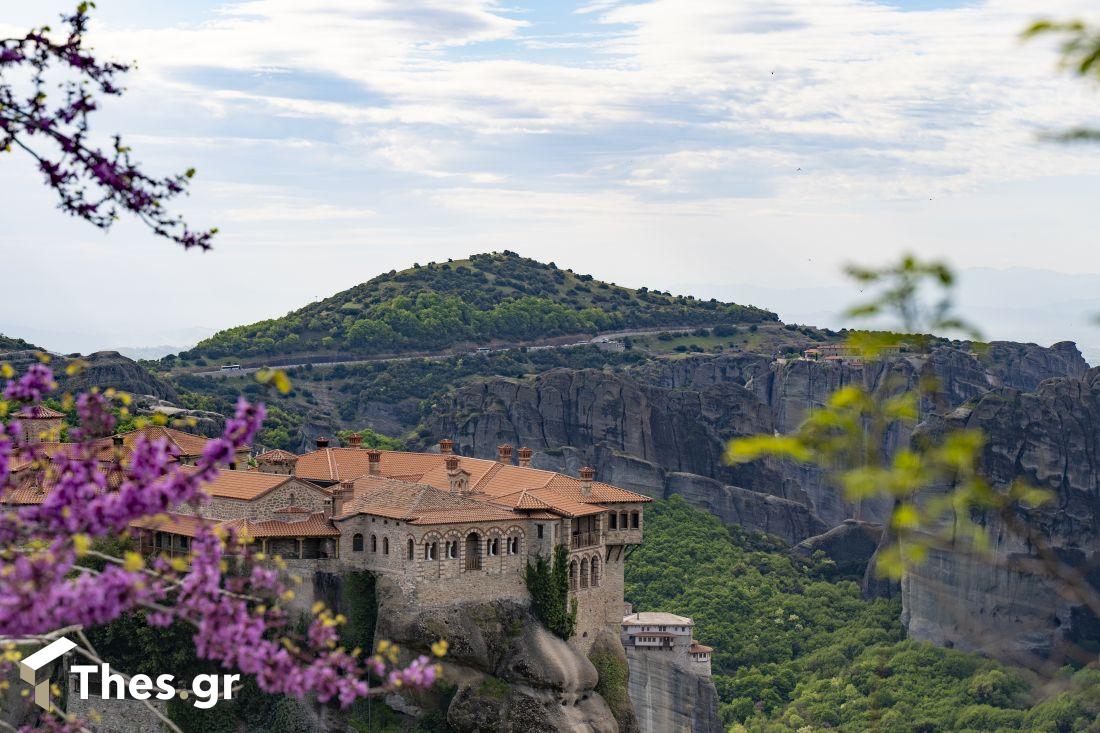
(443, 530, 460, 560)
(569, 559, 578, 591)
(352, 533, 364, 552)
(465, 531, 482, 571)
(424, 532, 442, 562)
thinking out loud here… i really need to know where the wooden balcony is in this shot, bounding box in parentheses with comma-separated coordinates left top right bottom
(571, 530, 601, 549)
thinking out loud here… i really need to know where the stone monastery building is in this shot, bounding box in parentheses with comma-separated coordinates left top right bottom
(4, 418, 651, 650)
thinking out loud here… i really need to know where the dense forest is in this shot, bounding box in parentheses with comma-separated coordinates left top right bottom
(181, 252, 777, 362)
(625, 497, 1100, 732)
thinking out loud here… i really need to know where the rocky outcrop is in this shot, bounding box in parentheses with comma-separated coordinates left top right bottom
(624, 649, 721, 733)
(373, 577, 621, 732)
(792, 520, 884, 578)
(420, 342, 1089, 540)
(57, 351, 179, 402)
(666, 472, 827, 545)
(901, 367, 1100, 667)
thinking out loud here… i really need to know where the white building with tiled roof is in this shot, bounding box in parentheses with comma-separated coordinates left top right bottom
(622, 611, 712, 676)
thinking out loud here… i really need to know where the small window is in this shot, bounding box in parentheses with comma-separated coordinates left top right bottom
(383, 537, 389, 555)
(488, 538, 499, 556)
(407, 539, 414, 560)
(591, 557, 600, 587)
(352, 533, 364, 552)
(447, 541, 458, 559)
(609, 513, 617, 530)
(371, 535, 377, 552)
(619, 512, 628, 529)
(507, 536, 519, 555)
(536, 524, 544, 539)
(632, 511, 640, 529)
(426, 542, 438, 561)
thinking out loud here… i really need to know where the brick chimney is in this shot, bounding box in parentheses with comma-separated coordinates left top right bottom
(316, 437, 329, 449)
(331, 481, 355, 516)
(439, 438, 454, 455)
(517, 446, 532, 468)
(579, 466, 595, 496)
(112, 435, 124, 447)
(366, 449, 381, 475)
(445, 455, 462, 493)
(497, 444, 513, 464)
(347, 432, 363, 448)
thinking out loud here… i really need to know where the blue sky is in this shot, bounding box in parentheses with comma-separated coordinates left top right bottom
(1, 0, 1099, 355)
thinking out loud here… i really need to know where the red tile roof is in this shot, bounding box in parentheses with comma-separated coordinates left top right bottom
(225, 513, 340, 538)
(256, 449, 298, 463)
(293, 448, 650, 519)
(17, 405, 65, 419)
(180, 467, 327, 502)
(130, 512, 215, 538)
(92, 426, 246, 458)
(336, 479, 521, 526)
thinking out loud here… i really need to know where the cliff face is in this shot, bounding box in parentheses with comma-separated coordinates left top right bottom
(372, 577, 623, 732)
(421, 342, 1086, 541)
(901, 367, 1100, 666)
(624, 649, 721, 733)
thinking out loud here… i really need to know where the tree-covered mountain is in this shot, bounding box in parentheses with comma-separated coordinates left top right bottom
(182, 251, 777, 362)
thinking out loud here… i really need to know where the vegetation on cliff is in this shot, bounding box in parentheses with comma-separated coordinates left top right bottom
(525, 544, 577, 639)
(626, 497, 1100, 732)
(181, 252, 776, 362)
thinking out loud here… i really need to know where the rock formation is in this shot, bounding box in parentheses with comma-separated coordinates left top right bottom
(624, 648, 722, 733)
(901, 367, 1100, 667)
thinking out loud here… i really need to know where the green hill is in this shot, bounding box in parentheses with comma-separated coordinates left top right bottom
(182, 251, 777, 362)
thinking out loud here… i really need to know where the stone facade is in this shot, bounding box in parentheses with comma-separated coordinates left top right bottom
(176, 478, 331, 521)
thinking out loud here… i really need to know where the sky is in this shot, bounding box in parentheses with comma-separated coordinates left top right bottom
(2, 0, 1100, 357)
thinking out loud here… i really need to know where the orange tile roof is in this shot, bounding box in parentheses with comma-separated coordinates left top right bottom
(336, 479, 521, 526)
(690, 642, 714, 654)
(130, 512, 215, 538)
(225, 513, 340, 538)
(17, 405, 65, 419)
(293, 448, 650, 518)
(181, 467, 325, 502)
(256, 449, 298, 463)
(89, 426, 226, 458)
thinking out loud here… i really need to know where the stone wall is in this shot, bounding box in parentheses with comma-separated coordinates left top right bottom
(178, 478, 331, 521)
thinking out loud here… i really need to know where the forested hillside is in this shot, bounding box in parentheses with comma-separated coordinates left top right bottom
(626, 497, 1100, 732)
(182, 251, 776, 362)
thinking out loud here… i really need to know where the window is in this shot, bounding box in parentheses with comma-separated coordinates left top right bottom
(619, 512, 628, 529)
(488, 537, 499, 556)
(536, 524, 544, 539)
(352, 534, 364, 552)
(465, 533, 482, 570)
(383, 537, 389, 555)
(447, 541, 458, 559)
(426, 542, 438, 561)
(580, 558, 589, 589)
(407, 539, 414, 560)
(569, 560, 578, 591)
(371, 535, 377, 552)
(591, 557, 600, 587)
(632, 511, 640, 529)
(609, 513, 617, 530)
(507, 536, 519, 555)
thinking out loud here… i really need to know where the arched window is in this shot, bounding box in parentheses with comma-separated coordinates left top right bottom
(425, 542, 438, 561)
(488, 537, 499, 556)
(407, 539, 414, 560)
(580, 558, 589, 589)
(465, 533, 482, 571)
(609, 512, 617, 530)
(631, 511, 640, 529)
(619, 512, 628, 530)
(383, 537, 389, 555)
(370, 535, 377, 552)
(591, 557, 600, 587)
(447, 541, 458, 559)
(569, 560, 578, 591)
(352, 533, 364, 552)
(507, 536, 519, 555)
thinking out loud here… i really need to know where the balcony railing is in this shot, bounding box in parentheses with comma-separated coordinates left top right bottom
(571, 531, 601, 549)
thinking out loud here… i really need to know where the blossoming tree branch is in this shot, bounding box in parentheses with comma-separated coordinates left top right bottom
(1, 6, 440, 732)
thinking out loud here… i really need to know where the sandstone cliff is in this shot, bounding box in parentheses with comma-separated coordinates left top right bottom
(420, 342, 1086, 541)
(901, 367, 1100, 667)
(372, 577, 624, 732)
(624, 649, 722, 733)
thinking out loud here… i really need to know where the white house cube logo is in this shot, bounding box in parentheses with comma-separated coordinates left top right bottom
(18, 637, 77, 712)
